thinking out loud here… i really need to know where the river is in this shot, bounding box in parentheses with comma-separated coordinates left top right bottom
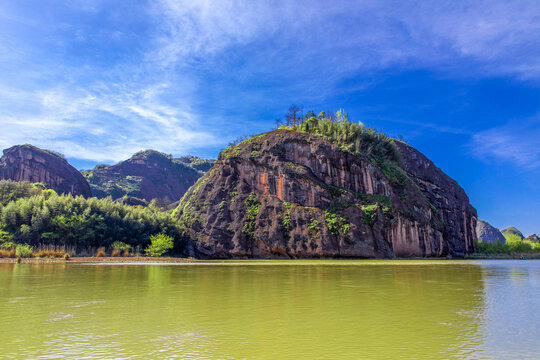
(0, 260, 538, 359)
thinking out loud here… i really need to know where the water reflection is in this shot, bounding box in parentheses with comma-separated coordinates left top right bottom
(0, 261, 538, 359)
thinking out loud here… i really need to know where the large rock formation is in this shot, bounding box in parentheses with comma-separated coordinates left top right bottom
(83, 150, 214, 203)
(0, 145, 91, 197)
(476, 220, 506, 244)
(176, 130, 477, 258)
(524, 234, 539, 243)
(501, 227, 524, 240)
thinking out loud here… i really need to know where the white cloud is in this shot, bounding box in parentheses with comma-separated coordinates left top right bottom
(1, 0, 540, 165)
(470, 118, 540, 170)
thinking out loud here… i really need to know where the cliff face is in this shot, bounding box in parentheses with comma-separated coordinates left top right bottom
(83, 150, 213, 202)
(177, 130, 477, 258)
(476, 220, 506, 244)
(0, 145, 91, 197)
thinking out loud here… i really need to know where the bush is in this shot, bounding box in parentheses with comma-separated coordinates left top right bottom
(95, 248, 106, 257)
(111, 249, 121, 257)
(33, 249, 66, 258)
(15, 244, 33, 258)
(0, 248, 16, 258)
(145, 233, 174, 257)
(110, 241, 131, 250)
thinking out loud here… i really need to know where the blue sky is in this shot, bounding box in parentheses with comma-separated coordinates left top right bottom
(0, 0, 539, 235)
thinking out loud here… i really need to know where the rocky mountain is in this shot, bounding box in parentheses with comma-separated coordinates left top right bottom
(524, 234, 539, 243)
(476, 220, 506, 244)
(501, 226, 524, 240)
(176, 129, 477, 258)
(82, 150, 214, 203)
(0, 144, 91, 197)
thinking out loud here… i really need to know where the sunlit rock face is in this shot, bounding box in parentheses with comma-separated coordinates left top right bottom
(0, 145, 91, 197)
(476, 220, 506, 244)
(177, 130, 477, 258)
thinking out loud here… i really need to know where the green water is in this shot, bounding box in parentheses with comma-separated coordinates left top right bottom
(0, 260, 538, 359)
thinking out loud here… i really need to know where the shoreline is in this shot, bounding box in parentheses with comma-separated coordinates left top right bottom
(1, 254, 539, 264)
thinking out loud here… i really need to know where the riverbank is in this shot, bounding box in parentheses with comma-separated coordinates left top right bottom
(466, 252, 540, 259)
(1, 254, 539, 263)
(0, 256, 200, 264)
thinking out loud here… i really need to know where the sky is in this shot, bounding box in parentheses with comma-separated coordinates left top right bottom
(0, 0, 539, 235)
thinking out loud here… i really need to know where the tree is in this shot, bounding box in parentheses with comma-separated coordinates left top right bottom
(285, 105, 301, 126)
(145, 233, 174, 257)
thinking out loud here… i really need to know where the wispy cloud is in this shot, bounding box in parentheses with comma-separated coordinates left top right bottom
(470, 117, 540, 170)
(0, 0, 539, 166)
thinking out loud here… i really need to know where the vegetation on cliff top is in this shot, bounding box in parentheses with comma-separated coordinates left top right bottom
(278, 108, 401, 164)
(223, 107, 401, 165)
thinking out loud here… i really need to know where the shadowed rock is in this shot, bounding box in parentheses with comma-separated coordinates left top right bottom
(83, 150, 214, 203)
(0, 145, 91, 197)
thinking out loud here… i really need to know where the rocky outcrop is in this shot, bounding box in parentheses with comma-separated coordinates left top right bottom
(83, 150, 214, 203)
(0, 145, 91, 197)
(501, 227, 524, 240)
(524, 234, 539, 243)
(476, 220, 506, 244)
(176, 130, 477, 258)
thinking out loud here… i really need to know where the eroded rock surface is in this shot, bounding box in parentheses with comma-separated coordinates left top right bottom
(83, 150, 213, 202)
(177, 130, 477, 258)
(0, 145, 91, 197)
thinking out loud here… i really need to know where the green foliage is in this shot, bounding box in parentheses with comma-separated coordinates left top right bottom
(0, 226, 13, 243)
(250, 150, 261, 159)
(378, 162, 406, 187)
(110, 241, 131, 250)
(309, 219, 320, 232)
(243, 192, 261, 239)
(281, 111, 401, 164)
(144, 233, 174, 257)
(281, 202, 292, 236)
(0, 189, 185, 254)
(361, 204, 378, 226)
(476, 239, 540, 255)
(0, 180, 50, 206)
(15, 243, 33, 258)
(324, 211, 348, 236)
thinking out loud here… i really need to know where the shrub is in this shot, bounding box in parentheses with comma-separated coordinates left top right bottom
(361, 204, 378, 226)
(63, 253, 70, 260)
(111, 248, 121, 257)
(95, 248, 106, 257)
(145, 234, 174, 257)
(324, 211, 347, 236)
(15, 244, 33, 258)
(33, 249, 66, 258)
(0, 241, 15, 250)
(0, 248, 16, 258)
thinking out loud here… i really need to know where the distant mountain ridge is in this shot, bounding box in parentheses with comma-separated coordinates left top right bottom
(501, 226, 524, 240)
(82, 150, 214, 203)
(476, 220, 506, 244)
